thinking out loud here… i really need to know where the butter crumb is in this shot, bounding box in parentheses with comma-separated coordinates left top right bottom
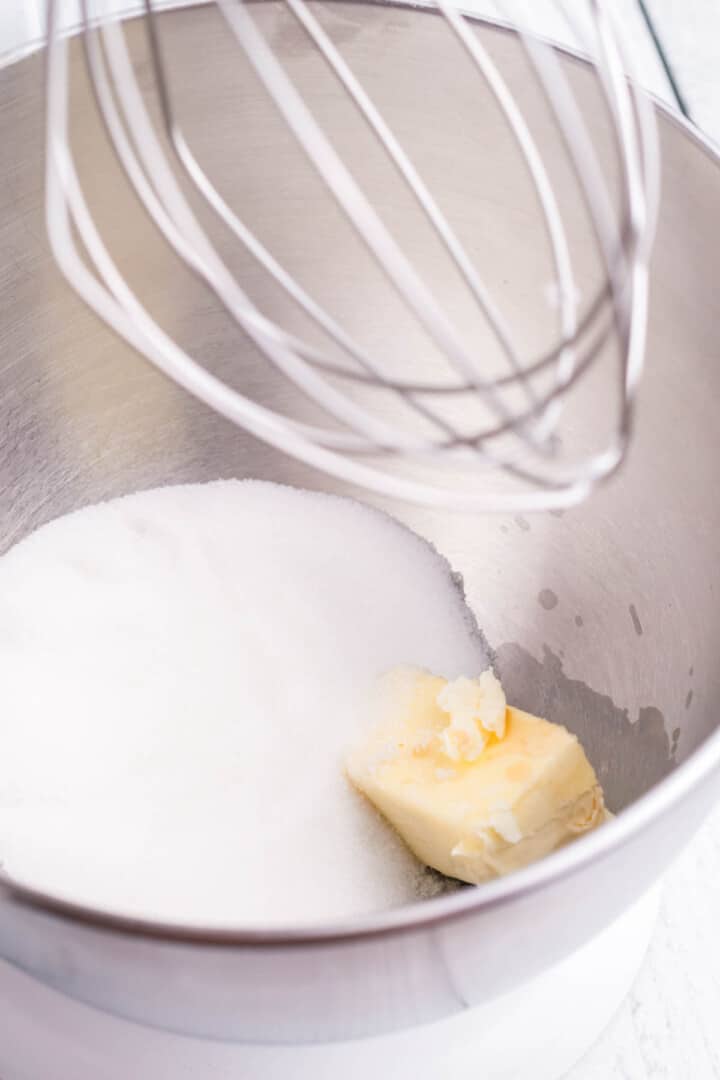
(436, 669, 507, 762)
(488, 807, 523, 844)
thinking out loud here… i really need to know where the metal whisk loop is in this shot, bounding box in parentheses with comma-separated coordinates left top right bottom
(44, 0, 659, 511)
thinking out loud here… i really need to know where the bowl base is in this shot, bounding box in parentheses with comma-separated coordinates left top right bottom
(0, 886, 659, 1080)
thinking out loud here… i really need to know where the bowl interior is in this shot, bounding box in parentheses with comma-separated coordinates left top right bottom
(2, 1, 719, 839)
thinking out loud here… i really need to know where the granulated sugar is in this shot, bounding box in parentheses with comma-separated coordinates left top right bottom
(0, 481, 488, 926)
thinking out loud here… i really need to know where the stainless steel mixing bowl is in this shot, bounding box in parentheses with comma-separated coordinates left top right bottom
(1, 1, 719, 1045)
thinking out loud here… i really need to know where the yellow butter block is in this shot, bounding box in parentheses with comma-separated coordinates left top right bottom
(346, 667, 607, 884)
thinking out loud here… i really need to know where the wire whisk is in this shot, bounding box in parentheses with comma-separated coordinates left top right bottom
(45, 0, 660, 512)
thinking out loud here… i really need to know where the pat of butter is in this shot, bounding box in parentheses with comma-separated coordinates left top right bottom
(346, 667, 607, 884)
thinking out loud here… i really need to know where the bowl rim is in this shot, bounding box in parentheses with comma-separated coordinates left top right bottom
(2, 0, 719, 948)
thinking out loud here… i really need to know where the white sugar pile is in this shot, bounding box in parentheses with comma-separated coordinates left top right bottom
(0, 481, 488, 926)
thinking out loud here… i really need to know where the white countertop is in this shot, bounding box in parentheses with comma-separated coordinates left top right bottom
(567, 802, 720, 1079)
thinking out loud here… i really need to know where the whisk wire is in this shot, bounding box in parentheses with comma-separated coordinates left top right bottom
(44, 0, 660, 510)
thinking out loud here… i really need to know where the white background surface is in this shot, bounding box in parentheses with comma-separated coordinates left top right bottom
(568, 802, 720, 1078)
(3, 1, 720, 1076)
